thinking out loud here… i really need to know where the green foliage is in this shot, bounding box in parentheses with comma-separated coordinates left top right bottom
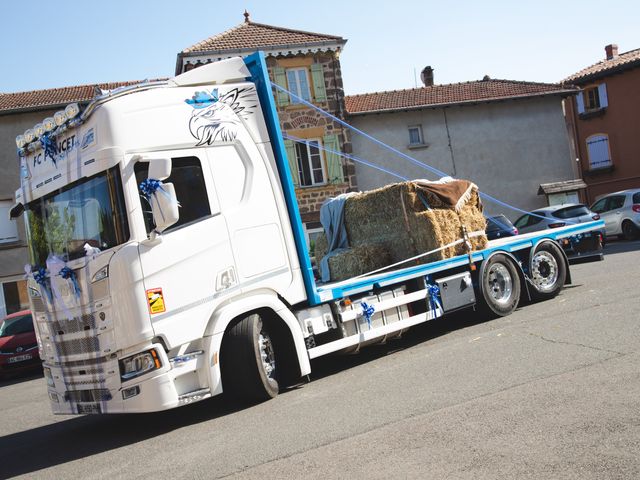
(27, 204, 76, 265)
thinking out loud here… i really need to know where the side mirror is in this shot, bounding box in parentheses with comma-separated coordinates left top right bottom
(148, 158, 172, 181)
(150, 182, 179, 233)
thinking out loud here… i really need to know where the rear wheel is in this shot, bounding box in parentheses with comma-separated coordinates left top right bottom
(221, 313, 280, 402)
(622, 220, 639, 240)
(529, 241, 566, 300)
(479, 254, 521, 317)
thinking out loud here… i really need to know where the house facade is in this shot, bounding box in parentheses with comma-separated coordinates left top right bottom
(345, 77, 582, 219)
(564, 44, 640, 202)
(176, 13, 356, 248)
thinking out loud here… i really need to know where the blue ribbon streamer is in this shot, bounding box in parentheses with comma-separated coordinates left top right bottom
(361, 302, 375, 329)
(60, 266, 81, 298)
(33, 266, 53, 303)
(139, 178, 165, 201)
(40, 133, 58, 167)
(426, 283, 442, 319)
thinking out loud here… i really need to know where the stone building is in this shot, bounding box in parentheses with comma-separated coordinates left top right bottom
(176, 12, 356, 248)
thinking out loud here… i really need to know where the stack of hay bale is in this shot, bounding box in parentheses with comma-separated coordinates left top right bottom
(315, 178, 488, 282)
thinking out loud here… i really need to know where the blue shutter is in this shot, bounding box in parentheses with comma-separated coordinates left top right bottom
(310, 64, 327, 102)
(598, 83, 608, 108)
(284, 140, 299, 186)
(576, 92, 585, 114)
(273, 67, 289, 107)
(323, 134, 344, 183)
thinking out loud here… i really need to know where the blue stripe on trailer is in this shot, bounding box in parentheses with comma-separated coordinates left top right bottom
(243, 52, 320, 304)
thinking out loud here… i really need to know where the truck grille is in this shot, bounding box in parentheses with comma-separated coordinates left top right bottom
(57, 337, 100, 356)
(65, 389, 112, 402)
(49, 314, 96, 336)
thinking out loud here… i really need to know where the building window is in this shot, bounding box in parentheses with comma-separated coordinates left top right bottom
(0, 200, 19, 244)
(135, 156, 212, 234)
(286, 68, 312, 104)
(577, 83, 608, 114)
(408, 125, 424, 146)
(295, 139, 326, 187)
(586, 134, 612, 170)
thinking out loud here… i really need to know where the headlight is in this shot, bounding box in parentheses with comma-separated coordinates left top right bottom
(119, 349, 161, 381)
(44, 367, 55, 388)
(28, 286, 42, 298)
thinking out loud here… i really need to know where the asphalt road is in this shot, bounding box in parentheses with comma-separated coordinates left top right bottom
(1, 240, 639, 480)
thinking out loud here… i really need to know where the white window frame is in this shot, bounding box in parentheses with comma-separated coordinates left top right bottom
(0, 200, 19, 245)
(286, 68, 312, 104)
(586, 134, 612, 170)
(304, 224, 325, 256)
(296, 139, 327, 187)
(408, 125, 424, 146)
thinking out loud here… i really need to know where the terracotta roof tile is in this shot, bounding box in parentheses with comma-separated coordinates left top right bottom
(564, 48, 640, 83)
(182, 20, 345, 54)
(345, 79, 577, 114)
(0, 80, 165, 113)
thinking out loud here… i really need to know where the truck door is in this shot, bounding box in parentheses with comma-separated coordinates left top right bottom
(134, 150, 236, 341)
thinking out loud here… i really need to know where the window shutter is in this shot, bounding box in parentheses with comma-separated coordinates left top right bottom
(576, 92, 585, 114)
(284, 140, 299, 186)
(310, 64, 327, 102)
(598, 83, 608, 108)
(273, 67, 290, 107)
(323, 134, 344, 183)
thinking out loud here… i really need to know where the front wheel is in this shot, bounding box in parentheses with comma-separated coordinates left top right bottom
(529, 241, 566, 301)
(478, 254, 521, 317)
(221, 313, 280, 402)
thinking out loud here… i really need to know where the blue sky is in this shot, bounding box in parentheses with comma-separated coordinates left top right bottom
(1, 0, 638, 95)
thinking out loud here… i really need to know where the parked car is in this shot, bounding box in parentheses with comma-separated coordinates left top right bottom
(589, 189, 640, 240)
(513, 204, 604, 261)
(0, 310, 41, 378)
(485, 215, 518, 240)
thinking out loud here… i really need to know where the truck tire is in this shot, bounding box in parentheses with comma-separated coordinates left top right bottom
(529, 241, 566, 301)
(479, 254, 521, 317)
(221, 313, 279, 402)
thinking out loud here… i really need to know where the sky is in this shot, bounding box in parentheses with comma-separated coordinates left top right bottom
(0, 0, 638, 95)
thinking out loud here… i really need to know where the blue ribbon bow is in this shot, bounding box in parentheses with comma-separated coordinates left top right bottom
(426, 283, 442, 319)
(139, 178, 164, 201)
(60, 266, 81, 298)
(361, 302, 375, 329)
(40, 133, 58, 167)
(33, 266, 53, 303)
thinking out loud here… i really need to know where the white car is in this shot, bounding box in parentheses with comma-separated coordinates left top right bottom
(590, 189, 640, 240)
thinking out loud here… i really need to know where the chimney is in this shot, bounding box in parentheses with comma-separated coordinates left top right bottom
(605, 44, 618, 60)
(420, 66, 434, 87)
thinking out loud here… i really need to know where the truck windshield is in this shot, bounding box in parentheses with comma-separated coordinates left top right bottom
(25, 166, 130, 265)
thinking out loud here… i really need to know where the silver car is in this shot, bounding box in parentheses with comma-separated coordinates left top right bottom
(513, 204, 600, 234)
(590, 189, 640, 240)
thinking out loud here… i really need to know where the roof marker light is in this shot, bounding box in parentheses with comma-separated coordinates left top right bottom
(34, 123, 45, 137)
(54, 111, 67, 126)
(16, 135, 26, 149)
(43, 117, 56, 132)
(64, 103, 80, 119)
(24, 129, 35, 143)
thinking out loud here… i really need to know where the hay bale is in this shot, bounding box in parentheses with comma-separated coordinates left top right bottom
(320, 244, 391, 282)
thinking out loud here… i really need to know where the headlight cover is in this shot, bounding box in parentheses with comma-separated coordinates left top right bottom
(119, 349, 161, 381)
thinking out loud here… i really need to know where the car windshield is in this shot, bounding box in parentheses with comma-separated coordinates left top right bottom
(25, 166, 129, 265)
(487, 215, 513, 231)
(0, 314, 34, 337)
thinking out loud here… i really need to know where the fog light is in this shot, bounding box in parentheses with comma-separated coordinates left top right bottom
(122, 385, 140, 400)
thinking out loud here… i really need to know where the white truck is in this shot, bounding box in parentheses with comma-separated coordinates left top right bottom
(11, 52, 604, 414)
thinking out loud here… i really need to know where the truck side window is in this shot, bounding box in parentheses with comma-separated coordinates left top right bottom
(134, 156, 211, 234)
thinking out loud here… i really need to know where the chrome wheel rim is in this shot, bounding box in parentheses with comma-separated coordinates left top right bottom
(487, 263, 513, 305)
(258, 330, 276, 380)
(531, 251, 558, 292)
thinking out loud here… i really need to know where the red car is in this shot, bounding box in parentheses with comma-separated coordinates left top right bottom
(0, 310, 41, 377)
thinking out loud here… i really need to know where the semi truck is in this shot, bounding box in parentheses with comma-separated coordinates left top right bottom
(11, 52, 604, 414)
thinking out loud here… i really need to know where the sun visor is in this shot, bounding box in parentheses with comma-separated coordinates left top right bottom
(169, 57, 251, 87)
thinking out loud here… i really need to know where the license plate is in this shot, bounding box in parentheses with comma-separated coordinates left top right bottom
(77, 403, 102, 414)
(8, 354, 33, 363)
